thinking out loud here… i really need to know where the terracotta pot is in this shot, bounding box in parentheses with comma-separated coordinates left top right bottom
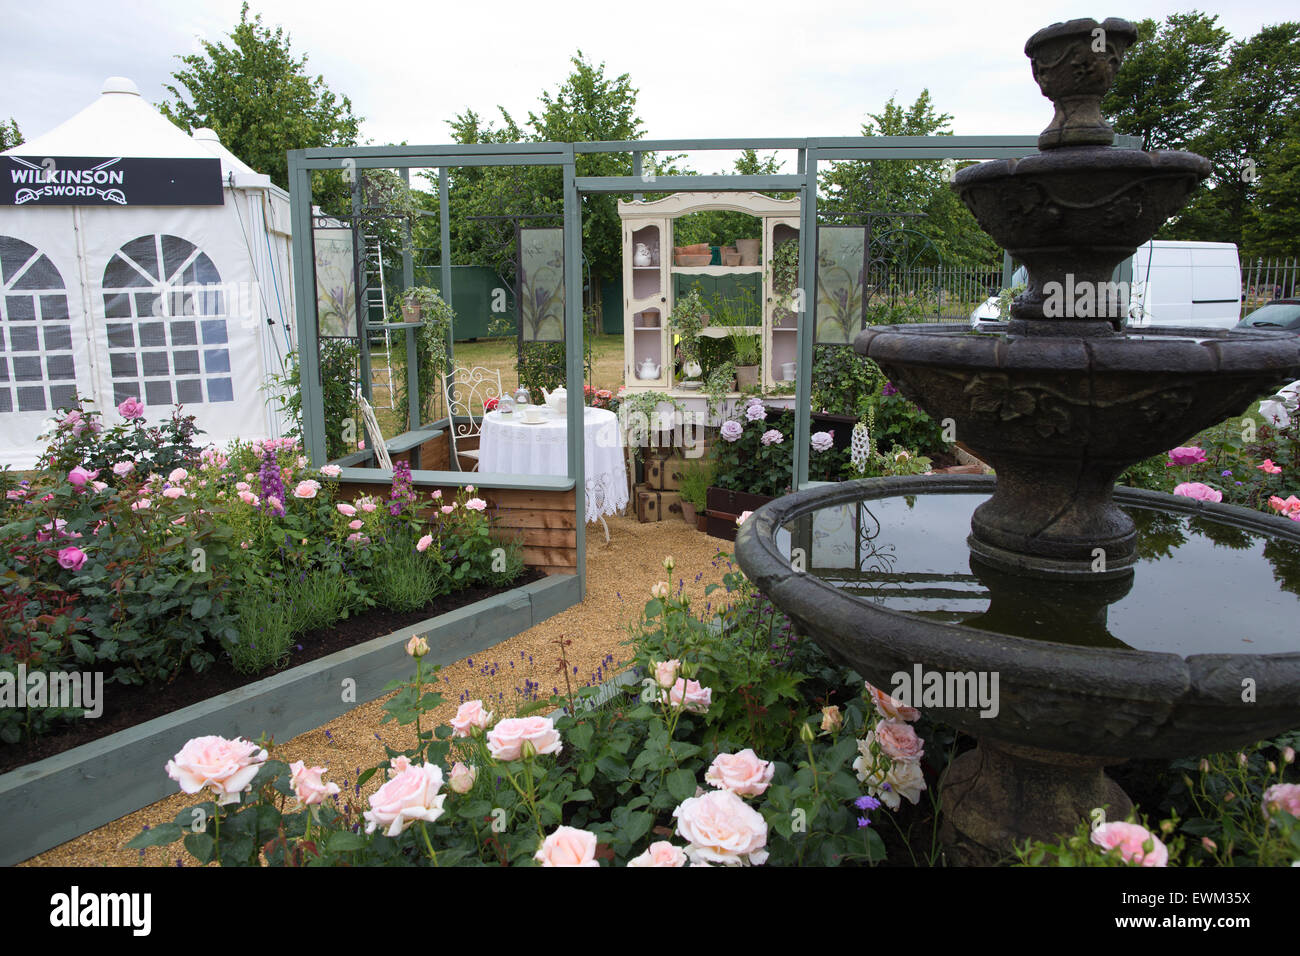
(402, 300, 421, 323)
(736, 364, 760, 389)
(735, 238, 760, 266)
(682, 501, 697, 524)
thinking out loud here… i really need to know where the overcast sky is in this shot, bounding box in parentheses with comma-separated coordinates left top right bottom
(4, 0, 1295, 176)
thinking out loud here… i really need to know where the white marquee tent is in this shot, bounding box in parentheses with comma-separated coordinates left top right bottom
(0, 77, 297, 468)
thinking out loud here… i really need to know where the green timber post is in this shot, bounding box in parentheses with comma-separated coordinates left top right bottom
(287, 156, 327, 466)
(402, 167, 419, 429)
(440, 167, 454, 398)
(793, 146, 818, 488)
(563, 153, 587, 595)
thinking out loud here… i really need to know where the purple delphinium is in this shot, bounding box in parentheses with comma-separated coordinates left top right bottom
(258, 447, 285, 517)
(882, 382, 899, 397)
(389, 460, 415, 516)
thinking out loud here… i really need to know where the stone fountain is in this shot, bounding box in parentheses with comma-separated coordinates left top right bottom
(736, 17, 1300, 863)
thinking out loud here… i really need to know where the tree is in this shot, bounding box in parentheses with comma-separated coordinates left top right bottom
(819, 91, 998, 268)
(0, 118, 21, 151)
(159, 2, 361, 215)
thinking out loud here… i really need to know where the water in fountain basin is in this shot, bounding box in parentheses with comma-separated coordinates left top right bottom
(781, 490, 1300, 655)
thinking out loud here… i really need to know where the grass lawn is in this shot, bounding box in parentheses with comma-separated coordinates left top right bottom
(367, 332, 627, 436)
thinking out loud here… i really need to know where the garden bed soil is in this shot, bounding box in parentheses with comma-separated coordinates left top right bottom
(0, 569, 544, 776)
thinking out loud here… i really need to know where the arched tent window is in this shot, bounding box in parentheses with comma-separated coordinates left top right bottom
(101, 234, 233, 407)
(0, 236, 77, 414)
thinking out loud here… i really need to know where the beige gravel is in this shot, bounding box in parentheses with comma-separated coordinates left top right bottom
(19, 512, 736, 867)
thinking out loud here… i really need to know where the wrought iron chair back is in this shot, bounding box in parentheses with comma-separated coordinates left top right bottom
(442, 366, 504, 471)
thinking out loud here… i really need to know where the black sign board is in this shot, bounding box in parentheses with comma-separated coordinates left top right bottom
(1, 156, 224, 206)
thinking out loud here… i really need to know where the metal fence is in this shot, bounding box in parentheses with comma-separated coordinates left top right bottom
(1242, 257, 1300, 315)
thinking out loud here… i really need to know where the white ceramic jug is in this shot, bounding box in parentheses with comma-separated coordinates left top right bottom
(634, 243, 653, 267)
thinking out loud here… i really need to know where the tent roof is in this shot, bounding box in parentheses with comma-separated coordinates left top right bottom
(3, 77, 270, 186)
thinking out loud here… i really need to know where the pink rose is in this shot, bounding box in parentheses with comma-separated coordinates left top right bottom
(57, 546, 87, 571)
(68, 466, 97, 487)
(1257, 459, 1282, 474)
(865, 681, 921, 721)
(348, 519, 364, 530)
(486, 716, 563, 761)
(534, 826, 599, 867)
(131, 499, 151, 511)
(293, 479, 321, 499)
(236, 481, 251, 492)
(448, 762, 477, 794)
(1090, 821, 1168, 867)
(320, 464, 342, 477)
(449, 700, 494, 738)
(112, 461, 134, 477)
(238, 490, 259, 506)
(1173, 482, 1223, 503)
(1261, 783, 1300, 820)
(431, 490, 443, 500)
(388, 756, 414, 777)
(406, 635, 429, 658)
(465, 497, 488, 512)
(297, 456, 308, 469)
(735, 510, 753, 526)
(1167, 446, 1207, 466)
(821, 705, 843, 732)
(673, 789, 769, 866)
(267, 495, 282, 512)
(871, 719, 925, 762)
(162, 486, 185, 499)
(289, 761, 340, 806)
(1268, 495, 1300, 518)
(117, 396, 144, 419)
(416, 534, 433, 552)
(363, 764, 447, 837)
(165, 735, 268, 806)
(168, 468, 189, 484)
(664, 678, 711, 714)
(627, 841, 688, 867)
(650, 581, 670, 599)
(705, 749, 775, 797)
(360, 500, 377, 513)
(337, 503, 356, 516)
(653, 659, 680, 688)
(440, 504, 455, 515)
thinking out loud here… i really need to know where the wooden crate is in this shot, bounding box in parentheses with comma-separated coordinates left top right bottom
(705, 486, 775, 541)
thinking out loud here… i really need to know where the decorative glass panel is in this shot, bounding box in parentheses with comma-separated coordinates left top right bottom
(518, 227, 564, 342)
(815, 226, 867, 344)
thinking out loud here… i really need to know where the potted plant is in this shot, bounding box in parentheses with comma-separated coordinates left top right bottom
(705, 402, 795, 540)
(731, 333, 761, 389)
(667, 289, 707, 377)
(709, 287, 762, 391)
(677, 457, 713, 527)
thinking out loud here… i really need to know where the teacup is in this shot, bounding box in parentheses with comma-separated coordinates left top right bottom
(523, 409, 544, 423)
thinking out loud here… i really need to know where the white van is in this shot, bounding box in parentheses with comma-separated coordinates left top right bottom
(970, 241, 1242, 330)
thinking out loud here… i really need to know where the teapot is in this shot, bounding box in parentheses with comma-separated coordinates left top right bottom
(541, 386, 567, 411)
(636, 358, 661, 380)
(633, 242, 654, 267)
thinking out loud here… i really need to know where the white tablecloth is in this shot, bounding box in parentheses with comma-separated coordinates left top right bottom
(478, 406, 629, 521)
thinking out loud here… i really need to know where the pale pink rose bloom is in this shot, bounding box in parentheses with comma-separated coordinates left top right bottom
(673, 789, 769, 866)
(336, 503, 357, 516)
(535, 826, 599, 867)
(440, 505, 455, 515)
(131, 499, 151, 511)
(289, 761, 340, 806)
(162, 486, 185, 500)
(91, 481, 108, 492)
(68, 466, 96, 487)
(465, 485, 475, 493)
(1090, 821, 1169, 867)
(654, 659, 680, 689)
(388, 756, 414, 777)
(297, 456, 308, 469)
(821, 705, 843, 732)
(57, 546, 87, 571)
(363, 764, 447, 837)
(406, 635, 429, 658)
(871, 719, 925, 763)
(165, 735, 268, 806)
(486, 716, 563, 761)
(705, 749, 775, 797)
(465, 497, 488, 511)
(267, 495, 282, 511)
(736, 510, 753, 526)
(449, 700, 494, 738)
(360, 501, 377, 513)
(865, 681, 920, 721)
(431, 490, 443, 499)
(358, 439, 365, 449)
(853, 747, 927, 809)
(240, 541, 250, 549)
(448, 762, 477, 794)
(235, 481, 251, 492)
(320, 464, 342, 477)
(117, 396, 144, 419)
(112, 461, 134, 477)
(238, 490, 259, 506)
(1262, 783, 1300, 820)
(293, 479, 321, 499)
(1173, 482, 1223, 503)
(349, 519, 364, 531)
(650, 581, 670, 599)
(172, 516, 187, 526)
(1269, 495, 1300, 518)
(416, 534, 434, 552)
(627, 841, 688, 867)
(663, 678, 712, 714)
(1257, 459, 1282, 474)
(168, 468, 189, 484)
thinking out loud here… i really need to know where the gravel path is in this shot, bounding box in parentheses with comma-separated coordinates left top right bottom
(20, 513, 736, 867)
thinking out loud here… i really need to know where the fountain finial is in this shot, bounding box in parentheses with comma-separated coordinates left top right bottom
(1027, 17, 1139, 150)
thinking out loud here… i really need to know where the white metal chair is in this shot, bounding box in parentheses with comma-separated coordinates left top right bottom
(355, 388, 393, 470)
(442, 366, 504, 471)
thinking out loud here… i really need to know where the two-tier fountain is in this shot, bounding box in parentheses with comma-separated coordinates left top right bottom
(736, 17, 1300, 863)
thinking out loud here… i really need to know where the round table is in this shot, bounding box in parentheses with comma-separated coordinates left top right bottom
(478, 406, 629, 531)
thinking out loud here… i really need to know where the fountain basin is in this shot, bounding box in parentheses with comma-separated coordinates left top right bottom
(857, 325, 1300, 575)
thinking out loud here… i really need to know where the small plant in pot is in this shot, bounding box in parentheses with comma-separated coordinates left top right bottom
(677, 456, 713, 527)
(667, 289, 707, 378)
(732, 333, 761, 389)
